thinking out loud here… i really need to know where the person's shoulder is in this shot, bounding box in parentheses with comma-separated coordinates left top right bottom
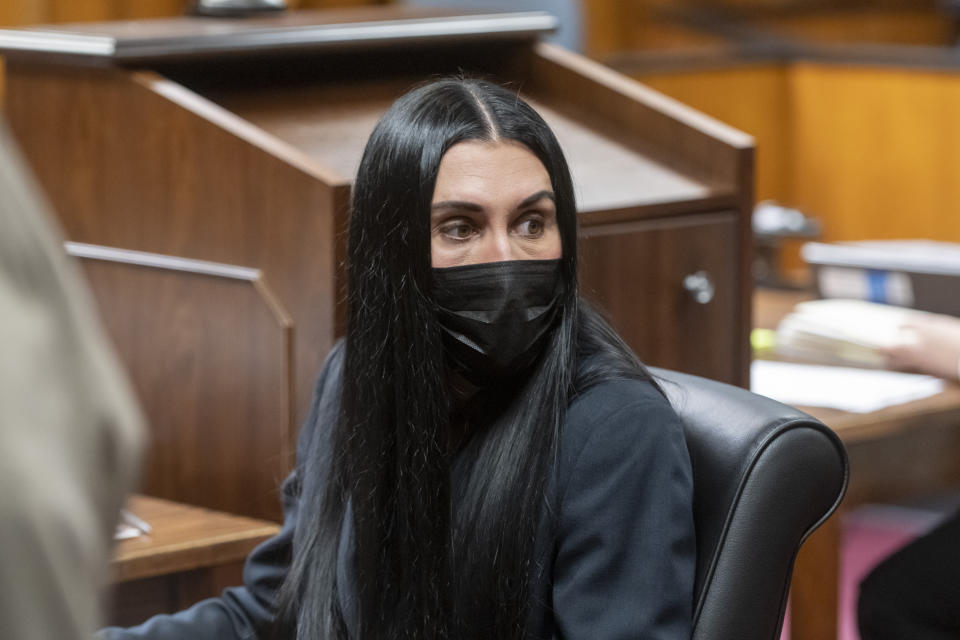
(313, 338, 346, 395)
(566, 375, 676, 430)
(296, 339, 347, 460)
(560, 375, 686, 473)
(326, 338, 347, 371)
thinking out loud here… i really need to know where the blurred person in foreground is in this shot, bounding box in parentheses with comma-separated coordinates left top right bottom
(0, 119, 144, 639)
(858, 312, 960, 639)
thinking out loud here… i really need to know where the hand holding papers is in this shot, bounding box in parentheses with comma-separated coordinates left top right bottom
(775, 299, 934, 369)
(883, 312, 960, 381)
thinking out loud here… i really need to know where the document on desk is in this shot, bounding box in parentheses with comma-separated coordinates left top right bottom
(751, 360, 946, 413)
(114, 508, 152, 540)
(115, 523, 142, 540)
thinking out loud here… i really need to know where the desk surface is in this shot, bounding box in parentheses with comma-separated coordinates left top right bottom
(752, 287, 960, 443)
(113, 495, 280, 583)
(805, 385, 960, 443)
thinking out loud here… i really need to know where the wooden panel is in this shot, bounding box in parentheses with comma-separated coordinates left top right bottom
(297, 0, 384, 6)
(108, 564, 244, 627)
(526, 45, 753, 386)
(750, 9, 953, 46)
(209, 80, 405, 184)
(529, 43, 755, 195)
(0, 1, 47, 26)
(0, 0, 378, 26)
(79, 255, 294, 521)
(15, 7, 535, 52)
(108, 495, 278, 626)
(113, 1, 191, 20)
(0, 0, 381, 97)
(583, 4, 960, 271)
(581, 0, 727, 57)
(4, 62, 348, 433)
(217, 79, 720, 216)
(581, 0, 640, 59)
(112, 495, 280, 582)
(790, 512, 841, 640)
(629, 61, 960, 279)
(843, 416, 960, 505)
(632, 64, 792, 205)
(50, 0, 113, 23)
(791, 63, 960, 247)
(581, 2, 950, 57)
(579, 212, 741, 383)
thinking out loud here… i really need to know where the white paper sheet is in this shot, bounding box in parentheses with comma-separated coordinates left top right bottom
(114, 523, 142, 541)
(751, 360, 946, 413)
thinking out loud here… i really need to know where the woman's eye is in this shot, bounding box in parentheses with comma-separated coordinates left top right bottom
(516, 215, 545, 238)
(439, 220, 475, 240)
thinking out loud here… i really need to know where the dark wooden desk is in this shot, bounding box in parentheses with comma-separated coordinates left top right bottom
(754, 288, 960, 640)
(108, 495, 280, 627)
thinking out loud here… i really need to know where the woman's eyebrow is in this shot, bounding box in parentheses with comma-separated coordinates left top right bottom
(431, 190, 556, 213)
(430, 200, 484, 212)
(517, 190, 556, 208)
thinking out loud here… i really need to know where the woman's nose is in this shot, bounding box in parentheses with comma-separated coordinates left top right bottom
(479, 230, 517, 263)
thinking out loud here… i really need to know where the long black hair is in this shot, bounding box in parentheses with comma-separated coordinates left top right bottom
(277, 78, 655, 640)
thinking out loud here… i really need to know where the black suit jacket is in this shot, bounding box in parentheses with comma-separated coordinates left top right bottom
(102, 342, 695, 639)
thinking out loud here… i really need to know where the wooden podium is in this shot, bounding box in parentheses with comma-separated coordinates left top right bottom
(0, 7, 753, 521)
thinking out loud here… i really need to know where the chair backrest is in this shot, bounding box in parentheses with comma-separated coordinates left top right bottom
(652, 368, 849, 640)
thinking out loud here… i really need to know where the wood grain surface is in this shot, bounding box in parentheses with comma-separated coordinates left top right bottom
(0, 0, 375, 27)
(108, 494, 280, 626)
(632, 64, 791, 206)
(581, 212, 742, 383)
(791, 62, 960, 246)
(113, 494, 280, 582)
(5, 61, 349, 443)
(78, 251, 295, 521)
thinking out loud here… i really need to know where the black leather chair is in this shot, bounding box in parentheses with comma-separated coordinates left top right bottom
(653, 368, 849, 640)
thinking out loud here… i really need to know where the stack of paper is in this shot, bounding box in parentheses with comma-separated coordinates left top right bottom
(751, 360, 945, 413)
(114, 508, 151, 541)
(775, 298, 931, 368)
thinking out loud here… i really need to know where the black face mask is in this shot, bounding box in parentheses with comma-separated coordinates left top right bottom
(432, 259, 564, 387)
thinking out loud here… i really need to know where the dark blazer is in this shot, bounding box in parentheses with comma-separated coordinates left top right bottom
(102, 342, 695, 639)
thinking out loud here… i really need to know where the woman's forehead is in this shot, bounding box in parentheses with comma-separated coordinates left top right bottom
(432, 140, 551, 206)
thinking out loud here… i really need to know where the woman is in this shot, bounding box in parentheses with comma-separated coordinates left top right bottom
(102, 78, 695, 640)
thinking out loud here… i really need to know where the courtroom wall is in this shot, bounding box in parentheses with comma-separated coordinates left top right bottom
(629, 60, 960, 279)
